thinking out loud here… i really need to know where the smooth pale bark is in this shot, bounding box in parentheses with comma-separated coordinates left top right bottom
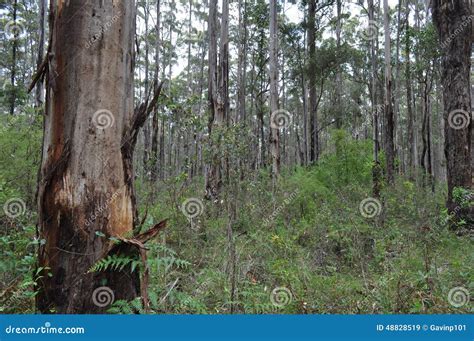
(205, 0, 228, 200)
(37, 0, 139, 313)
(368, 0, 381, 197)
(335, 0, 342, 129)
(143, 2, 151, 176)
(308, 0, 319, 163)
(269, 0, 280, 178)
(393, 0, 402, 171)
(237, 0, 247, 124)
(405, 0, 415, 180)
(151, 0, 161, 182)
(433, 0, 473, 220)
(9, 0, 18, 115)
(383, 0, 395, 184)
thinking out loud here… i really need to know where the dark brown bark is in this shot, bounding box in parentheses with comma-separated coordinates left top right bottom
(433, 0, 473, 220)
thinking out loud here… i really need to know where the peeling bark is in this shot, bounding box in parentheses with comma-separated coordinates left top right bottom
(37, 0, 140, 313)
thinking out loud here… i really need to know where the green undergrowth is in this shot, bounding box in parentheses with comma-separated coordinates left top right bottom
(1, 125, 472, 314)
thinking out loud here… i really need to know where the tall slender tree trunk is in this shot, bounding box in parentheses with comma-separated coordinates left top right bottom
(35, 0, 47, 108)
(151, 0, 161, 182)
(143, 2, 151, 176)
(369, 0, 381, 197)
(405, 0, 415, 180)
(205, 0, 228, 200)
(308, 0, 319, 163)
(393, 0, 402, 172)
(383, 0, 395, 184)
(9, 0, 18, 115)
(269, 0, 280, 178)
(37, 0, 140, 313)
(335, 0, 342, 129)
(433, 0, 473, 221)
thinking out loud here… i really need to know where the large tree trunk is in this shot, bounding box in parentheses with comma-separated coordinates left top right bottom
(37, 0, 140, 313)
(433, 0, 473, 221)
(269, 0, 280, 178)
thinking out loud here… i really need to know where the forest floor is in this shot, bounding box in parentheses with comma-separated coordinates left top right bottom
(1, 118, 472, 314)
